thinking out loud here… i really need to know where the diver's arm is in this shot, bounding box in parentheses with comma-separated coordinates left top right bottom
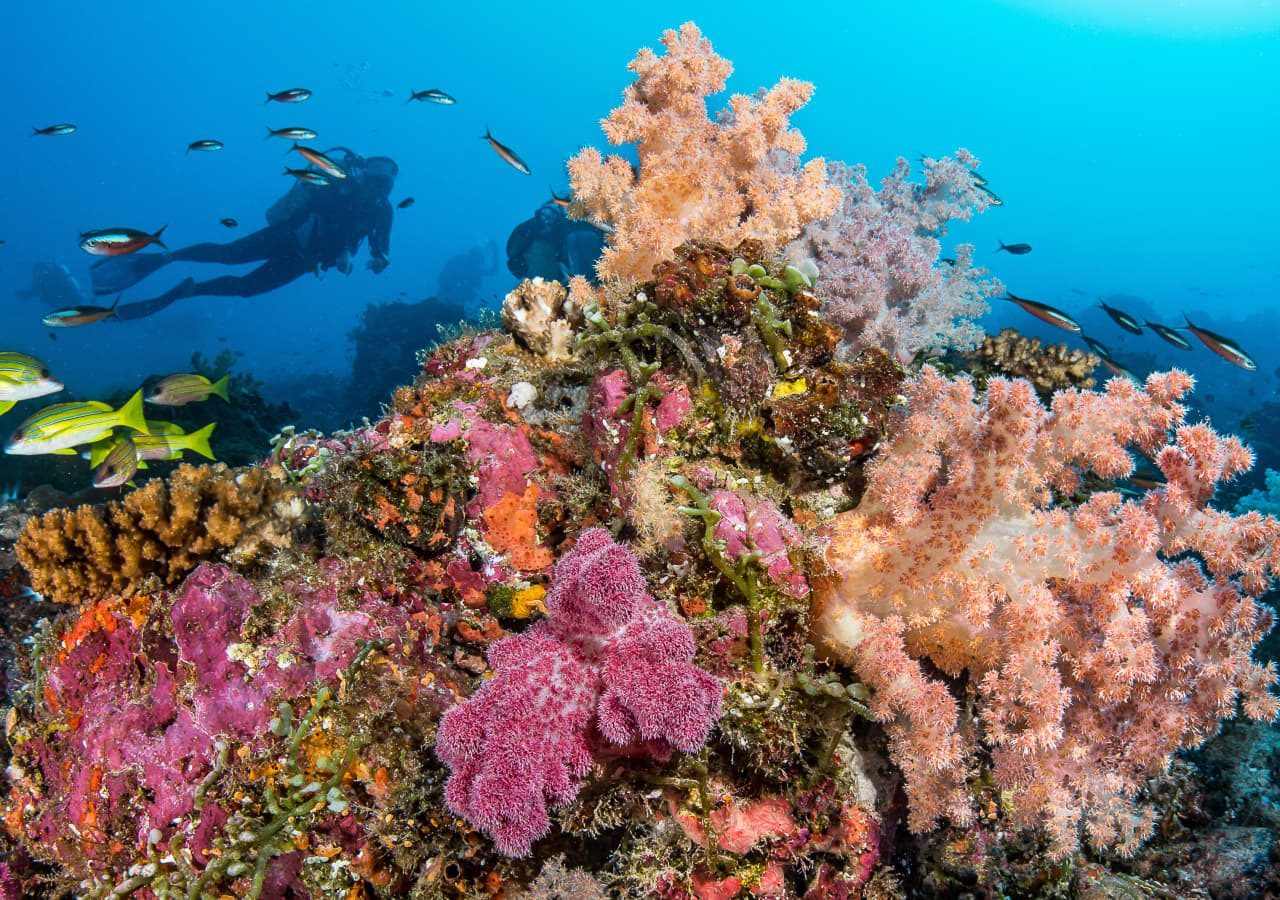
(366, 199, 392, 272)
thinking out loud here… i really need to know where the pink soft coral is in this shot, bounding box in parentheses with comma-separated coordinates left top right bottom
(567, 22, 840, 282)
(435, 528, 723, 856)
(788, 155, 1001, 361)
(812, 366, 1280, 857)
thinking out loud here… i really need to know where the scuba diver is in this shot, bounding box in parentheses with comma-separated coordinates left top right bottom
(17, 261, 89, 308)
(90, 149, 398, 320)
(506, 200, 606, 283)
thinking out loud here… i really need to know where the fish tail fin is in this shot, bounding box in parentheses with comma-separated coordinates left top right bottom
(481, 126, 491, 140)
(184, 423, 217, 460)
(265, 92, 273, 104)
(117, 389, 149, 435)
(30, 128, 37, 136)
(109, 294, 122, 318)
(88, 440, 112, 468)
(265, 127, 274, 140)
(407, 90, 415, 104)
(211, 374, 231, 403)
(151, 225, 167, 249)
(996, 238, 1006, 252)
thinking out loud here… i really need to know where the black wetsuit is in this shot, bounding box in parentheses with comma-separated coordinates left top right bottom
(506, 202, 605, 282)
(93, 156, 394, 320)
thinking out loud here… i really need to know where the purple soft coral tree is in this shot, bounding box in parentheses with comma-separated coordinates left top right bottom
(787, 152, 1002, 362)
(435, 528, 723, 856)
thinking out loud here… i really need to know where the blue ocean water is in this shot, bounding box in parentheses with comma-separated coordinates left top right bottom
(1, 1, 1277, 453)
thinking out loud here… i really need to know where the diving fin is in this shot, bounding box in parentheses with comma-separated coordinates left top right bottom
(89, 252, 172, 296)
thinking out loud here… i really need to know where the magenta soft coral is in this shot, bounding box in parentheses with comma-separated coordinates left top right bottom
(435, 528, 723, 856)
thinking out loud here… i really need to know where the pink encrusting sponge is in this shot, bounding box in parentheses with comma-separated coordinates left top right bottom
(434, 528, 723, 856)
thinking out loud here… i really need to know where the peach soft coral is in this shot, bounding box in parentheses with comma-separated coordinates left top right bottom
(811, 366, 1280, 858)
(567, 22, 840, 283)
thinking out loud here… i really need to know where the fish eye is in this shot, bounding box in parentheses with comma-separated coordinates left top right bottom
(12, 429, 24, 440)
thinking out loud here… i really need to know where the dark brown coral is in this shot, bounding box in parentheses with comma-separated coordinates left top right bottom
(966, 328, 1100, 395)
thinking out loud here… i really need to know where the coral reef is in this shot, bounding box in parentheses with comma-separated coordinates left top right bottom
(5, 561, 459, 897)
(568, 22, 840, 282)
(344, 294, 468, 423)
(812, 366, 1280, 857)
(965, 327, 1101, 394)
(16, 463, 303, 605)
(2, 20, 1278, 900)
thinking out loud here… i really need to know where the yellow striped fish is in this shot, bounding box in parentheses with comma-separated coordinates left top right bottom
(5, 389, 148, 455)
(93, 435, 142, 488)
(134, 422, 217, 461)
(147, 374, 230, 406)
(0, 352, 63, 414)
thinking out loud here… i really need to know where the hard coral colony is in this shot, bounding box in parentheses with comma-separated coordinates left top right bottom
(0, 19, 1277, 900)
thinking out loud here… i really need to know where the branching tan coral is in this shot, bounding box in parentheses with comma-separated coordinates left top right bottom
(967, 328, 1099, 393)
(17, 463, 304, 605)
(567, 22, 840, 282)
(502, 277, 583, 362)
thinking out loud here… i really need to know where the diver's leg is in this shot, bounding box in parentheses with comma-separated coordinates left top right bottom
(114, 257, 309, 320)
(90, 225, 296, 296)
(167, 225, 292, 265)
(184, 255, 309, 297)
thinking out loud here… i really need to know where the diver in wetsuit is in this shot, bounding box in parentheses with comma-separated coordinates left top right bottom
(90, 150, 398, 320)
(506, 201, 605, 283)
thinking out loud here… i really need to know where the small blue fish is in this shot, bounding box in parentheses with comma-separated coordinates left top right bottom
(408, 88, 455, 105)
(187, 139, 224, 153)
(32, 124, 76, 136)
(996, 240, 1032, 255)
(1146, 321, 1192, 351)
(482, 127, 531, 176)
(266, 126, 318, 141)
(1003, 292, 1080, 333)
(284, 167, 330, 186)
(1081, 335, 1113, 360)
(1183, 315, 1256, 371)
(265, 88, 311, 104)
(1098, 300, 1143, 335)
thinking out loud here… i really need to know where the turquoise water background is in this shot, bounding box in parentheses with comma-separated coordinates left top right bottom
(1, 1, 1276, 424)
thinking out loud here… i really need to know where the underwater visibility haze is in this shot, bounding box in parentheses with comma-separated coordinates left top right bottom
(1, 2, 1279, 897)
